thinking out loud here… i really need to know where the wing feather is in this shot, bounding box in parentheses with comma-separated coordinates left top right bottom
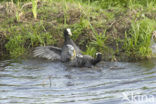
(33, 46, 62, 61)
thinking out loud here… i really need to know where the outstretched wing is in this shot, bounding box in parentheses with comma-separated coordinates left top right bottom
(33, 46, 62, 61)
(70, 39, 82, 54)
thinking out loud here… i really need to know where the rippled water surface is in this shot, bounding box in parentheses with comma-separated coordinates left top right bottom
(0, 58, 156, 104)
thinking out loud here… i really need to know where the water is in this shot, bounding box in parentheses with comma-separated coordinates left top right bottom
(0, 58, 156, 104)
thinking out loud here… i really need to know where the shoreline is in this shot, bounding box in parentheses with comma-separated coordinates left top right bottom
(0, 0, 156, 61)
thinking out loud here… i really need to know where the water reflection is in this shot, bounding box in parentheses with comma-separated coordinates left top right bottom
(0, 59, 156, 104)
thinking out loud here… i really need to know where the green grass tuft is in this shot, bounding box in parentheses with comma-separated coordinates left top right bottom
(123, 18, 156, 59)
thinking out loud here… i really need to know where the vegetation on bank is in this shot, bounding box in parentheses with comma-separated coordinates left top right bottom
(0, 0, 156, 61)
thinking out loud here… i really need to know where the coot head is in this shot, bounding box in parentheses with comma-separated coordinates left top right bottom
(64, 28, 72, 37)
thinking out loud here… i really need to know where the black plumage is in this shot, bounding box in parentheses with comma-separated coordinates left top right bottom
(70, 53, 102, 67)
(61, 28, 81, 62)
(34, 28, 77, 62)
(33, 28, 102, 67)
(33, 44, 76, 61)
(33, 46, 62, 60)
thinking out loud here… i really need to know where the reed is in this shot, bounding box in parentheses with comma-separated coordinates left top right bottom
(32, 0, 38, 20)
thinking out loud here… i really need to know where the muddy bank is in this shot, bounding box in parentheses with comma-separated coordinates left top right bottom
(0, 1, 156, 61)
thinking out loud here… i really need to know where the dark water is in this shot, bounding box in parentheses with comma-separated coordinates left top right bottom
(0, 58, 156, 104)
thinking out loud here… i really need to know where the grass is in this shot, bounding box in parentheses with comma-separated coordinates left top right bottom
(15, 0, 20, 21)
(123, 18, 156, 60)
(32, 0, 38, 20)
(4, 22, 56, 58)
(0, 0, 156, 61)
(63, 0, 68, 25)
